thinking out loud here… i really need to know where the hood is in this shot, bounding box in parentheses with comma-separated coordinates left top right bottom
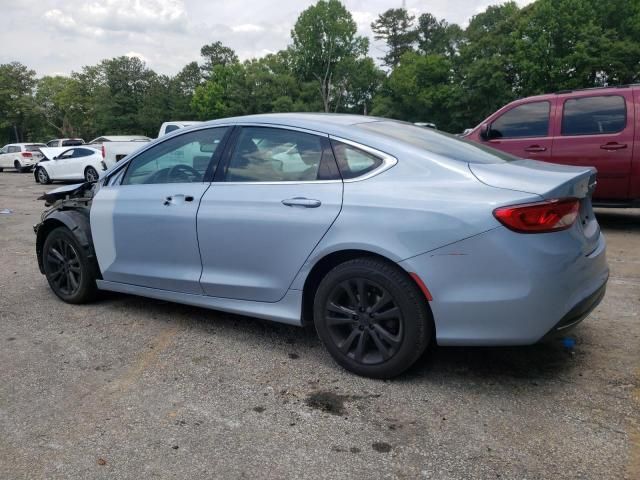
(38, 182, 94, 205)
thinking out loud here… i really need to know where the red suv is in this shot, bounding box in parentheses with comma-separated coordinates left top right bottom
(465, 85, 639, 206)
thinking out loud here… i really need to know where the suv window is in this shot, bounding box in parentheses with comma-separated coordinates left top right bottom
(331, 141, 383, 179)
(562, 95, 626, 136)
(489, 101, 550, 139)
(8, 146, 20, 153)
(122, 127, 228, 185)
(226, 127, 329, 182)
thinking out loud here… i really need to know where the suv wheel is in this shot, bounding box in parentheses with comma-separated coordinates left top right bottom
(43, 227, 97, 303)
(313, 257, 432, 378)
(14, 160, 22, 172)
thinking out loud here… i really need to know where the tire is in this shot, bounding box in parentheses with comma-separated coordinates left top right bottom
(313, 257, 432, 379)
(36, 167, 51, 184)
(0, 168, 3, 172)
(42, 226, 97, 304)
(84, 166, 99, 183)
(14, 161, 22, 172)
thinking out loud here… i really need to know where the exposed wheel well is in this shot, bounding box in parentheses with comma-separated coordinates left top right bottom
(301, 249, 431, 327)
(35, 219, 66, 272)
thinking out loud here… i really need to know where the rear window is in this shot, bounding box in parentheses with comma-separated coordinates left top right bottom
(25, 145, 45, 151)
(562, 95, 626, 135)
(61, 139, 84, 146)
(357, 121, 517, 164)
(331, 141, 383, 179)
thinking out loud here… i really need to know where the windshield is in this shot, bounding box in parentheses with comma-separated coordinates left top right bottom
(357, 121, 518, 164)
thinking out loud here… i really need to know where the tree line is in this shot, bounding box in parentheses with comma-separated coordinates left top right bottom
(0, 0, 638, 145)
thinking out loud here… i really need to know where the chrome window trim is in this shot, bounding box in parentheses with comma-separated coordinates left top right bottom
(329, 135, 398, 182)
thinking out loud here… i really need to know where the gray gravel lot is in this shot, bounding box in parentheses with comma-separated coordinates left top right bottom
(0, 171, 638, 479)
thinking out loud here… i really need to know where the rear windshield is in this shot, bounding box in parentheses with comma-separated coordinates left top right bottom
(61, 139, 84, 146)
(25, 144, 46, 151)
(357, 121, 517, 164)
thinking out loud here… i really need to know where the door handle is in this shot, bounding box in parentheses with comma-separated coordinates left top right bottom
(524, 145, 547, 152)
(281, 197, 322, 208)
(163, 194, 194, 206)
(600, 142, 627, 151)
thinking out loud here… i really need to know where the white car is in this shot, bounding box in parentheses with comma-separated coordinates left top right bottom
(35, 146, 105, 184)
(45, 138, 85, 148)
(158, 121, 202, 137)
(0, 143, 46, 172)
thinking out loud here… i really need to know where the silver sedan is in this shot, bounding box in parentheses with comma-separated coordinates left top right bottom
(34, 114, 608, 378)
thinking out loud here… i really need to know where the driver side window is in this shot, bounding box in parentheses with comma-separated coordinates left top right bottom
(122, 127, 228, 185)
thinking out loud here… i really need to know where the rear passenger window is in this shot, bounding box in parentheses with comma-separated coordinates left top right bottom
(331, 141, 382, 179)
(562, 95, 626, 136)
(489, 101, 550, 139)
(226, 127, 331, 182)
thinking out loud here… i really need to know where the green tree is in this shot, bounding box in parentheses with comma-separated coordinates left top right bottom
(290, 0, 369, 112)
(371, 8, 417, 68)
(0, 62, 37, 143)
(200, 41, 239, 78)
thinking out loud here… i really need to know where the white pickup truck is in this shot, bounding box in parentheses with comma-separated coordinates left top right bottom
(101, 122, 202, 168)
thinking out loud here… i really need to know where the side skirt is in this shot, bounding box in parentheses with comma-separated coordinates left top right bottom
(96, 280, 304, 326)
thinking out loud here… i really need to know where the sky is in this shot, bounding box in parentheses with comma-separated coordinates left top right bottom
(0, 0, 533, 77)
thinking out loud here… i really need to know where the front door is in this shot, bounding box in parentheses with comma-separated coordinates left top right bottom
(91, 126, 230, 294)
(550, 93, 634, 200)
(198, 126, 343, 302)
(485, 100, 555, 162)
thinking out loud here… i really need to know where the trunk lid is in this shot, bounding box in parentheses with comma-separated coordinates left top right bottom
(469, 159, 601, 255)
(468, 159, 596, 200)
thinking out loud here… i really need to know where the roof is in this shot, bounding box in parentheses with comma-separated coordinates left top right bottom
(89, 135, 151, 142)
(203, 113, 383, 137)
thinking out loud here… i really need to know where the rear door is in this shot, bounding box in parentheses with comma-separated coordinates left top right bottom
(91, 126, 230, 294)
(197, 126, 343, 302)
(485, 100, 555, 161)
(550, 92, 634, 200)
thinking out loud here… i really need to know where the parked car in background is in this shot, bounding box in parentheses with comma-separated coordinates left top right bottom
(101, 138, 152, 168)
(158, 121, 202, 137)
(34, 114, 608, 378)
(465, 85, 640, 207)
(35, 146, 104, 184)
(46, 138, 85, 148)
(0, 143, 45, 172)
(88, 135, 151, 146)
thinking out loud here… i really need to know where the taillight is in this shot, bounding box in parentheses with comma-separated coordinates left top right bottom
(102, 144, 105, 159)
(493, 199, 580, 233)
(21, 152, 33, 158)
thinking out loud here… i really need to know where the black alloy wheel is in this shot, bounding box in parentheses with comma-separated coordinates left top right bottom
(43, 227, 97, 303)
(314, 257, 432, 378)
(324, 278, 403, 365)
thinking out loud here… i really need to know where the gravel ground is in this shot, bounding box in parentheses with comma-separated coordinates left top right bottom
(0, 171, 638, 479)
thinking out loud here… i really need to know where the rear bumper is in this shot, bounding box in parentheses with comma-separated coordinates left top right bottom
(400, 227, 609, 346)
(540, 279, 607, 340)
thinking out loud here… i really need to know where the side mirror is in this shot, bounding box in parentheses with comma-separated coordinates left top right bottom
(479, 123, 490, 141)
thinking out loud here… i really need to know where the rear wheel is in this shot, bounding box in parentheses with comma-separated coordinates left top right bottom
(43, 227, 97, 303)
(84, 166, 99, 183)
(313, 257, 432, 378)
(14, 160, 22, 172)
(36, 167, 51, 184)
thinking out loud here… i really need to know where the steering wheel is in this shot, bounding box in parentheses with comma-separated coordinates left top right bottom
(168, 164, 200, 183)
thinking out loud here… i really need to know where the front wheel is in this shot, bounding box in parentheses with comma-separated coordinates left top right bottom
(84, 166, 99, 183)
(36, 167, 51, 184)
(313, 257, 432, 378)
(43, 227, 97, 303)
